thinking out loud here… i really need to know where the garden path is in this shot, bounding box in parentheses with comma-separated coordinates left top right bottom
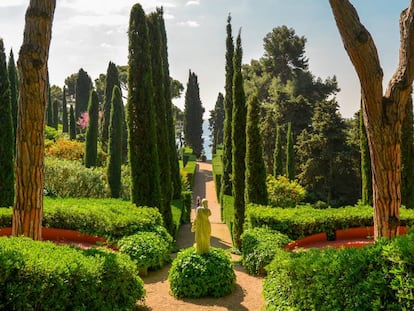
(136, 161, 264, 311)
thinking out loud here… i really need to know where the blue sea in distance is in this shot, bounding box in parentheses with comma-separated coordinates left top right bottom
(202, 119, 212, 160)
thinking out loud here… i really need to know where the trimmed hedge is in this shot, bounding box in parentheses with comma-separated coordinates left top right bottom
(0, 198, 164, 243)
(245, 203, 414, 240)
(241, 227, 290, 275)
(263, 232, 414, 310)
(0, 237, 144, 310)
(169, 247, 236, 298)
(222, 194, 235, 241)
(212, 147, 223, 201)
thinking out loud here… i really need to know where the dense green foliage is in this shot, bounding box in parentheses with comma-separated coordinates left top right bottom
(221, 14, 234, 197)
(401, 98, 414, 208)
(209, 92, 225, 155)
(100, 62, 120, 152)
(62, 87, 68, 133)
(241, 227, 290, 275)
(75, 68, 92, 119)
(169, 247, 236, 298)
(118, 226, 173, 271)
(148, 10, 173, 233)
(245, 203, 414, 241)
(273, 125, 283, 177)
(107, 86, 123, 198)
(266, 175, 306, 208)
(183, 70, 204, 157)
(0, 237, 144, 310)
(46, 76, 54, 127)
(359, 108, 372, 205)
(285, 122, 295, 180)
(232, 31, 247, 248)
(0, 39, 14, 207)
(263, 233, 414, 310)
(69, 104, 76, 140)
(7, 49, 18, 135)
(127, 3, 161, 208)
(84, 90, 99, 168)
(245, 92, 268, 205)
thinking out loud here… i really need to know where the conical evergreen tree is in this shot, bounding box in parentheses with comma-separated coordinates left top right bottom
(184, 70, 204, 157)
(360, 104, 372, 205)
(53, 100, 59, 130)
(62, 87, 68, 133)
(0, 39, 14, 207)
(75, 68, 92, 119)
(84, 90, 99, 168)
(7, 49, 18, 136)
(159, 8, 181, 199)
(148, 10, 173, 232)
(69, 105, 76, 140)
(245, 92, 268, 205)
(209, 92, 225, 155)
(401, 96, 414, 208)
(273, 125, 283, 177)
(127, 3, 161, 208)
(286, 122, 295, 180)
(221, 14, 234, 197)
(101, 62, 120, 152)
(46, 75, 53, 127)
(107, 86, 123, 198)
(232, 31, 246, 249)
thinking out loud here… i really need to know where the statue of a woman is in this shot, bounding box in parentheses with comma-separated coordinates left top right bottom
(191, 198, 211, 254)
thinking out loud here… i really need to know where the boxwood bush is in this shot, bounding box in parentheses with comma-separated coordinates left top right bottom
(0, 236, 144, 310)
(245, 203, 414, 240)
(169, 247, 236, 298)
(263, 232, 414, 310)
(118, 226, 173, 272)
(241, 227, 290, 275)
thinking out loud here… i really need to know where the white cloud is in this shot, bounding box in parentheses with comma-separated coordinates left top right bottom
(185, 0, 200, 6)
(0, 0, 26, 7)
(65, 14, 127, 27)
(178, 20, 200, 27)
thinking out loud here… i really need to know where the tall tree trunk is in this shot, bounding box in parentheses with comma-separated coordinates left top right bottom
(13, 0, 56, 239)
(330, 0, 414, 239)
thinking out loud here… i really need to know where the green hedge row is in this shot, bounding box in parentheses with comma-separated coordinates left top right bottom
(0, 237, 144, 310)
(180, 148, 197, 190)
(245, 203, 414, 240)
(264, 233, 414, 310)
(0, 198, 164, 243)
(222, 195, 235, 241)
(212, 147, 223, 202)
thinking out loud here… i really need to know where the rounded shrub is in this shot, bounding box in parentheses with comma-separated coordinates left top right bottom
(118, 226, 173, 272)
(266, 175, 306, 208)
(169, 247, 236, 298)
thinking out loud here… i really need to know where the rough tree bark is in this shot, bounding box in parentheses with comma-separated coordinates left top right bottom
(12, 0, 56, 239)
(330, 0, 414, 239)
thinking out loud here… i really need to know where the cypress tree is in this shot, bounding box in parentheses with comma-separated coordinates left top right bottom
(69, 105, 76, 140)
(101, 62, 120, 152)
(0, 38, 14, 207)
(221, 14, 234, 197)
(232, 31, 246, 249)
(7, 49, 18, 136)
(273, 125, 283, 177)
(148, 10, 173, 232)
(159, 8, 181, 199)
(62, 87, 68, 133)
(360, 104, 372, 205)
(184, 70, 204, 157)
(127, 3, 161, 208)
(75, 68, 92, 119)
(401, 97, 414, 208)
(53, 100, 59, 130)
(286, 122, 295, 180)
(209, 92, 225, 155)
(245, 92, 268, 205)
(84, 90, 99, 168)
(107, 86, 123, 198)
(46, 76, 53, 127)
(120, 103, 128, 164)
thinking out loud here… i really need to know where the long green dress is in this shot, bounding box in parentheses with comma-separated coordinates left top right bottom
(192, 205, 211, 254)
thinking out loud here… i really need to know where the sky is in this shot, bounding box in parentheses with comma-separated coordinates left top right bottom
(0, 0, 410, 118)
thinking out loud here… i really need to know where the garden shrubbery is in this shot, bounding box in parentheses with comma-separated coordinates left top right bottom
(241, 227, 290, 275)
(245, 203, 414, 240)
(0, 237, 145, 310)
(169, 247, 236, 298)
(263, 232, 414, 310)
(266, 175, 306, 208)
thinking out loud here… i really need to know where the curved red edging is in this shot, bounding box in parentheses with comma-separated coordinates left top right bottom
(0, 227, 108, 249)
(285, 226, 408, 251)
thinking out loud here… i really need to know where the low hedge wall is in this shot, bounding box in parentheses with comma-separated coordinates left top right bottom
(0, 198, 164, 243)
(222, 195, 235, 241)
(263, 233, 414, 310)
(0, 237, 144, 310)
(212, 148, 223, 201)
(245, 203, 414, 240)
